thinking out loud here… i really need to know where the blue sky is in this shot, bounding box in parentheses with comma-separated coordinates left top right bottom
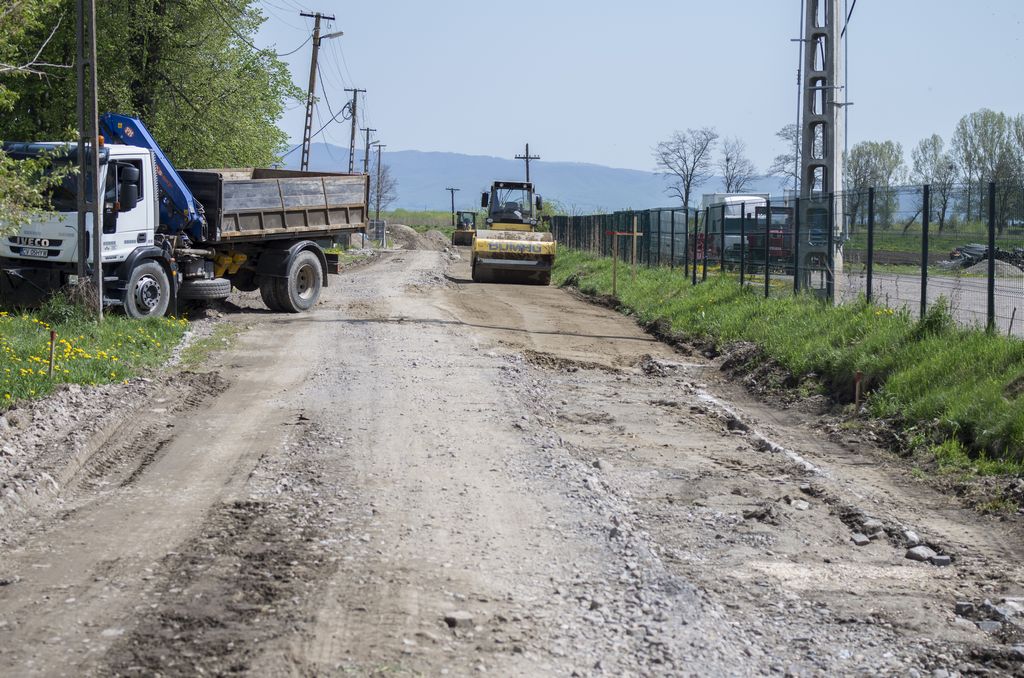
(256, 0, 1024, 173)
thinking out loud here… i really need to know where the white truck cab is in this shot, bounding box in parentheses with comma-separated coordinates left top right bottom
(1, 145, 157, 268)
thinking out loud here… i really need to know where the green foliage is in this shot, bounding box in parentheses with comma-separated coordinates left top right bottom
(553, 250, 1024, 466)
(1, 0, 300, 169)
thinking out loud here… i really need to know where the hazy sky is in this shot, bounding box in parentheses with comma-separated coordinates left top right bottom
(255, 0, 1024, 173)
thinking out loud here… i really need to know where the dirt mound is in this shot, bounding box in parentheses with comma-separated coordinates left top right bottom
(388, 224, 422, 250)
(964, 259, 1024, 277)
(421, 230, 451, 251)
(387, 225, 450, 251)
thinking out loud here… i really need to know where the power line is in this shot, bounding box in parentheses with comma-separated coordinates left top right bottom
(208, 1, 310, 58)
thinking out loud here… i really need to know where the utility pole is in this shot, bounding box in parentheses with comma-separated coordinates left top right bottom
(360, 127, 377, 173)
(515, 143, 540, 183)
(445, 187, 460, 227)
(799, 0, 845, 300)
(299, 11, 339, 172)
(345, 88, 366, 173)
(373, 143, 387, 223)
(76, 0, 102, 318)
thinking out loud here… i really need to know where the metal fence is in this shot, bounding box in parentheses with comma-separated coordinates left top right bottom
(550, 182, 1024, 336)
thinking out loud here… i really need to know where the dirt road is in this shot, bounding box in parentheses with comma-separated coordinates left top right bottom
(1, 248, 1023, 676)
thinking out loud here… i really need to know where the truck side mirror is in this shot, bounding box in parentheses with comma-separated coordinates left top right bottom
(481, 192, 489, 208)
(117, 164, 141, 212)
(535, 195, 543, 211)
(118, 182, 139, 211)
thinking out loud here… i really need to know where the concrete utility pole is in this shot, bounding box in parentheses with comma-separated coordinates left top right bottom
(799, 0, 845, 298)
(76, 0, 102, 318)
(360, 127, 377, 173)
(345, 88, 366, 173)
(299, 11, 340, 172)
(445, 187, 460, 226)
(515, 143, 540, 183)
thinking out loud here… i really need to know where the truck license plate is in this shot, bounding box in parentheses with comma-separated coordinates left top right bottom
(21, 247, 48, 258)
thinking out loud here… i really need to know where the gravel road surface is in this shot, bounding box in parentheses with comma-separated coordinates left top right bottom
(1, 248, 1023, 676)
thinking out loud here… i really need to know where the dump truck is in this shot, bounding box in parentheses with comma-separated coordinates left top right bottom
(471, 180, 555, 285)
(452, 210, 477, 246)
(1, 114, 368, 317)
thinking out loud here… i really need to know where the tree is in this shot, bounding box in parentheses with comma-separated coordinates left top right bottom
(766, 123, 800, 191)
(951, 109, 1018, 223)
(910, 134, 958, 231)
(653, 127, 718, 210)
(846, 140, 905, 228)
(717, 137, 756, 193)
(1, 0, 300, 169)
(0, 0, 66, 236)
(371, 162, 398, 216)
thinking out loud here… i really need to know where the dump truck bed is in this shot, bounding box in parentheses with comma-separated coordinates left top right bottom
(179, 168, 369, 245)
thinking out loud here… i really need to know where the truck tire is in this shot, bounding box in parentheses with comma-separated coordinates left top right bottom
(259, 276, 283, 311)
(274, 250, 322, 313)
(178, 277, 232, 301)
(124, 261, 170, 319)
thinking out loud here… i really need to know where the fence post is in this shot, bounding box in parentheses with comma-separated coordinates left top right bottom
(720, 203, 727, 277)
(692, 211, 699, 285)
(702, 207, 709, 282)
(655, 211, 661, 267)
(921, 184, 930, 320)
(739, 202, 746, 287)
(793, 197, 801, 293)
(826, 192, 835, 303)
(988, 181, 996, 333)
(866, 188, 875, 303)
(764, 197, 771, 299)
(670, 210, 676, 270)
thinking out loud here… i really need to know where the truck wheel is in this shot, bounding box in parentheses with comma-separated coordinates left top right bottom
(124, 261, 170, 319)
(178, 277, 231, 301)
(259, 276, 283, 311)
(274, 250, 322, 313)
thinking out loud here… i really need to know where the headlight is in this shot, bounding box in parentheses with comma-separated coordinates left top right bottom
(486, 218, 493, 224)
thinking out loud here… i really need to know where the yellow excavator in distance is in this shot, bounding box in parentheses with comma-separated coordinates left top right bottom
(471, 180, 556, 285)
(452, 210, 477, 246)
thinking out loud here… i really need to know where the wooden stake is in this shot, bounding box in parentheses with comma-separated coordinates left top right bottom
(612, 235, 619, 296)
(48, 330, 57, 378)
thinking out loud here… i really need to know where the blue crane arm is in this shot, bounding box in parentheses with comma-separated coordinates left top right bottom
(99, 113, 207, 242)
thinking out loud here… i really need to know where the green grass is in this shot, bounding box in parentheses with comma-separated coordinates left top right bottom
(554, 249, 1024, 469)
(1, 295, 188, 408)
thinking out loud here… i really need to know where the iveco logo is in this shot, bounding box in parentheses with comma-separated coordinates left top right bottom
(12, 236, 50, 247)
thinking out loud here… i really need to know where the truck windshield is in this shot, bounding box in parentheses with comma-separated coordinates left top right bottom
(43, 164, 80, 212)
(490, 187, 534, 221)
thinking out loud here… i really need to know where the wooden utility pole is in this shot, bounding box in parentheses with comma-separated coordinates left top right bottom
(76, 0, 102, 318)
(299, 11, 339, 171)
(345, 88, 366, 173)
(360, 127, 376, 173)
(515, 143, 540, 182)
(445, 187, 460, 226)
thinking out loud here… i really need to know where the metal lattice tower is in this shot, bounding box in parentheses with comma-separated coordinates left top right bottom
(799, 0, 845, 299)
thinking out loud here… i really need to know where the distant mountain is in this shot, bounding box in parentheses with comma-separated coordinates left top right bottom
(292, 143, 784, 213)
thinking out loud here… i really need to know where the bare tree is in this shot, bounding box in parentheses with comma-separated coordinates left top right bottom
(717, 137, 757, 193)
(653, 127, 718, 209)
(766, 123, 800, 191)
(370, 162, 399, 216)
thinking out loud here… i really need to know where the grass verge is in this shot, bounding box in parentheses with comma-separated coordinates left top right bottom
(553, 249, 1024, 474)
(1, 295, 188, 408)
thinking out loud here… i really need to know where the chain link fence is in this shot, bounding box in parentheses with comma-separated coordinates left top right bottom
(551, 182, 1024, 336)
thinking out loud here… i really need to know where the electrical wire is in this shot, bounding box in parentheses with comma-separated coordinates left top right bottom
(841, 0, 856, 37)
(209, 1, 312, 59)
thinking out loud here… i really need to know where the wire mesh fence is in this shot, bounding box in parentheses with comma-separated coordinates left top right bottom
(551, 182, 1024, 336)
